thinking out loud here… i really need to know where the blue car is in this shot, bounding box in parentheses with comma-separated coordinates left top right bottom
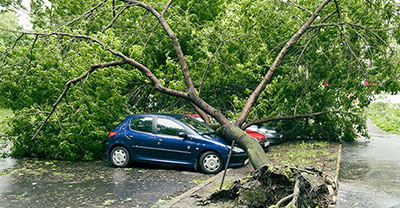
(104, 114, 248, 174)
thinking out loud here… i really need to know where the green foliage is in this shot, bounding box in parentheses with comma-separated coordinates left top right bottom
(1, 30, 140, 160)
(0, 108, 13, 135)
(5, 66, 135, 160)
(366, 101, 400, 134)
(0, 11, 23, 47)
(0, 0, 23, 10)
(1, 0, 399, 160)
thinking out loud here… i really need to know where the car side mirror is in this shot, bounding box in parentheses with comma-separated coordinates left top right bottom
(178, 132, 189, 139)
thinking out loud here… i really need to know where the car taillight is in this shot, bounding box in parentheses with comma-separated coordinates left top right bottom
(108, 132, 116, 137)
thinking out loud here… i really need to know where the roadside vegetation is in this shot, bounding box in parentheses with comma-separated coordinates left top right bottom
(366, 101, 400, 134)
(267, 141, 339, 175)
(0, 108, 13, 135)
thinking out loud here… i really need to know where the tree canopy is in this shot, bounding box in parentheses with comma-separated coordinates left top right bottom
(1, 0, 399, 161)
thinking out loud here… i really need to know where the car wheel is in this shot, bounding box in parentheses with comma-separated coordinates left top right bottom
(110, 146, 130, 167)
(199, 151, 223, 174)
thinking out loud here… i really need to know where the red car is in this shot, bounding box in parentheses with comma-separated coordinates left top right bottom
(186, 114, 269, 149)
(246, 130, 269, 149)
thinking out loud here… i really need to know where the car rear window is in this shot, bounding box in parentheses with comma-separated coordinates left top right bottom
(130, 117, 153, 133)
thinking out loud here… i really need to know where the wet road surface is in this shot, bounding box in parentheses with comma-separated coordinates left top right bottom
(0, 158, 212, 207)
(337, 120, 400, 207)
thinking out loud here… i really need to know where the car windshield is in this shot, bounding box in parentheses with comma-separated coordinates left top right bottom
(178, 116, 215, 135)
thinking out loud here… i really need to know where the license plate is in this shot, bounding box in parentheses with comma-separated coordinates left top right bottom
(244, 159, 249, 165)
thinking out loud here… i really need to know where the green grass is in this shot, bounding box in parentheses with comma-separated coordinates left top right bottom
(0, 108, 13, 135)
(366, 102, 400, 134)
(267, 141, 339, 174)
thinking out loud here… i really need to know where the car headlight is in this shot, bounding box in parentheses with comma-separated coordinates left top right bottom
(230, 146, 245, 153)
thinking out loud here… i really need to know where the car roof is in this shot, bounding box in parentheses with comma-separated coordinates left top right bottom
(127, 113, 185, 119)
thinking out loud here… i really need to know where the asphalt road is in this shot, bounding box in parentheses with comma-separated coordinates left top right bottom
(336, 120, 400, 208)
(0, 158, 213, 208)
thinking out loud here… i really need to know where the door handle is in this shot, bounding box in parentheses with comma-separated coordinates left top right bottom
(127, 136, 133, 140)
(158, 139, 163, 142)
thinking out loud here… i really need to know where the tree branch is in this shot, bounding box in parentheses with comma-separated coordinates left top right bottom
(236, 0, 332, 126)
(161, 0, 173, 17)
(241, 110, 354, 129)
(287, 177, 301, 207)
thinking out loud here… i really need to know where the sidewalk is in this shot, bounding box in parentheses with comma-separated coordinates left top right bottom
(160, 163, 254, 208)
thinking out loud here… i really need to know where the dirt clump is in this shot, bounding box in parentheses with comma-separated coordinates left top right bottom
(199, 166, 337, 207)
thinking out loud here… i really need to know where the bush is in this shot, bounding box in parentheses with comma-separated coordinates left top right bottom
(366, 102, 400, 134)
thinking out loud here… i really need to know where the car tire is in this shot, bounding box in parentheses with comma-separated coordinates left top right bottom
(199, 151, 223, 174)
(110, 146, 131, 167)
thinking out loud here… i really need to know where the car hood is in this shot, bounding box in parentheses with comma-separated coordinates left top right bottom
(201, 133, 229, 145)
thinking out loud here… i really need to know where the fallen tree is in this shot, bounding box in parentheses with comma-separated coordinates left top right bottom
(200, 166, 338, 207)
(1, 0, 399, 206)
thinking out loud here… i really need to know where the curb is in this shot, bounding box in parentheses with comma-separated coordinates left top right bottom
(160, 170, 224, 208)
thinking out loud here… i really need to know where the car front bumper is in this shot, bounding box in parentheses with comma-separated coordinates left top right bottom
(227, 152, 249, 168)
(259, 141, 270, 148)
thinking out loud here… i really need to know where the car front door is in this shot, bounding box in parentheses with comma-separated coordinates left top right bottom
(154, 117, 195, 164)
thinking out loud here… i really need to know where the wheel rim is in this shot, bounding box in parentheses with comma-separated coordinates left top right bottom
(112, 148, 127, 166)
(203, 154, 221, 172)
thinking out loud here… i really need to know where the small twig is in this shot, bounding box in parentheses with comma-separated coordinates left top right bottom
(288, 0, 313, 15)
(102, 5, 130, 32)
(56, 0, 108, 31)
(0, 33, 24, 65)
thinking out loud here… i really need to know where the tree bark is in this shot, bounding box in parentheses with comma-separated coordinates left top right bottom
(221, 124, 273, 169)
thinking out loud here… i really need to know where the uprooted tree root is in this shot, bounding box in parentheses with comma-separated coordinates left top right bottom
(198, 166, 338, 208)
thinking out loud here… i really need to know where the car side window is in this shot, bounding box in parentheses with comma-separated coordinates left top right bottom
(247, 125, 259, 132)
(130, 117, 153, 133)
(156, 118, 185, 137)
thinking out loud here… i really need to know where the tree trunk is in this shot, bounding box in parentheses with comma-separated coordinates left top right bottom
(221, 124, 273, 169)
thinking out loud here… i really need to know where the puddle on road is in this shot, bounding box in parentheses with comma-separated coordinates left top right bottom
(0, 158, 212, 208)
(339, 161, 369, 181)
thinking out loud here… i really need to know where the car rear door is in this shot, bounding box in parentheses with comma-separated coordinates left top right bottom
(126, 116, 158, 159)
